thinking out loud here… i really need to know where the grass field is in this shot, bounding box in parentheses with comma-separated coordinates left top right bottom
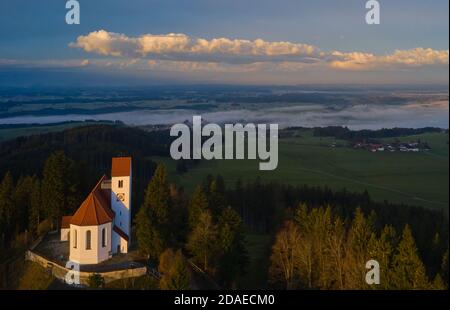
(152, 130, 449, 210)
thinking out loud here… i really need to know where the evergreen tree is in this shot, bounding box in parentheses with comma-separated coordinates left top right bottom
(137, 163, 172, 259)
(41, 151, 79, 228)
(345, 208, 374, 289)
(216, 207, 248, 287)
(159, 249, 191, 290)
(188, 186, 208, 230)
(13, 175, 35, 236)
(142, 163, 171, 235)
(187, 210, 217, 272)
(208, 179, 226, 216)
(159, 248, 176, 274)
(28, 178, 42, 236)
(170, 184, 188, 245)
(135, 205, 163, 260)
(367, 225, 396, 289)
(233, 178, 244, 218)
(0, 172, 14, 248)
(392, 225, 430, 289)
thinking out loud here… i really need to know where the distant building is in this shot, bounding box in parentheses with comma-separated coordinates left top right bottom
(386, 145, 396, 152)
(352, 140, 427, 153)
(60, 157, 132, 265)
(369, 144, 383, 152)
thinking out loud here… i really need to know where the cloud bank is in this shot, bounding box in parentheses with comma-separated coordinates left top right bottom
(0, 58, 90, 68)
(70, 30, 449, 72)
(70, 30, 323, 63)
(330, 48, 449, 70)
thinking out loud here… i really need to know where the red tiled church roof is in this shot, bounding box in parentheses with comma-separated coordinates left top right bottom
(70, 175, 115, 226)
(111, 157, 132, 177)
(61, 216, 72, 229)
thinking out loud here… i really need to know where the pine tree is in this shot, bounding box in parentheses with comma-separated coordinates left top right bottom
(391, 225, 430, 289)
(367, 225, 396, 289)
(28, 178, 41, 236)
(293, 203, 309, 232)
(143, 163, 171, 232)
(41, 151, 79, 229)
(208, 177, 226, 216)
(233, 178, 244, 218)
(159, 248, 176, 274)
(348, 208, 374, 255)
(138, 163, 172, 257)
(135, 205, 163, 260)
(188, 186, 208, 230)
(345, 208, 374, 289)
(0, 172, 14, 248)
(170, 184, 188, 245)
(13, 175, 35, 236)
(159, 249, 190, 290)
(216, 207, 248, 287)
(187, 210, 217, 272)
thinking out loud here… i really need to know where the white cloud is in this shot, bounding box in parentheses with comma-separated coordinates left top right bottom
(70, 30, 323, 64)
(3, 31, 444, 77)
(330, 48, 449, 70)
(70, 30, 448, 73)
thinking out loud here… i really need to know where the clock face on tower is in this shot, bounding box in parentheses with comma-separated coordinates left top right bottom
(117, 193, 125, 202)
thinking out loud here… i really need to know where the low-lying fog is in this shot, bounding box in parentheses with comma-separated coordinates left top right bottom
(0, 100, 448, 130)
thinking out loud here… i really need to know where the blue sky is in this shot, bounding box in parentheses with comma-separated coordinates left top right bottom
(0, 0, 448, 85)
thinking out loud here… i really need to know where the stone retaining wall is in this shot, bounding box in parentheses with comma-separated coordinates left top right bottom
(25, 250, 147, 286)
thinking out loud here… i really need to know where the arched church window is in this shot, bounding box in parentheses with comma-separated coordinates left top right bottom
(102, 228, 106, 247)
(86, 230, 92, 250)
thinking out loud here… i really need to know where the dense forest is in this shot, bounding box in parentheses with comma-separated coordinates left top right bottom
(0, 124, 173, 210)
(0, 124, 448, 289)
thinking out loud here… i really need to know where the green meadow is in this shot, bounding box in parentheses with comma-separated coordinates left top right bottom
(153, 130, 449, 210)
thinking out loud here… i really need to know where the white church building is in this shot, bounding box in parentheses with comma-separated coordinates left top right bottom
(60, 157, 132, 265)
